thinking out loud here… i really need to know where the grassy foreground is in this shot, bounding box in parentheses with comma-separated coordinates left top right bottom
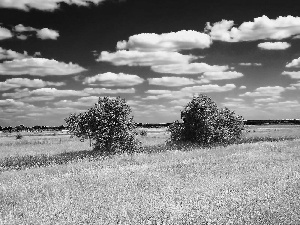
(1, 138, 300, 224)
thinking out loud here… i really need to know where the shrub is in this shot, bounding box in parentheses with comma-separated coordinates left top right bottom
(16, 133, 23, 140)
(65, 96, 139, 154)
(139, 129, 148, 136)
(168, 94, 244, 147)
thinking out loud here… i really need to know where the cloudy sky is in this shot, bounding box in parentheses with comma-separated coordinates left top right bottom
(0, 0, 300, 126)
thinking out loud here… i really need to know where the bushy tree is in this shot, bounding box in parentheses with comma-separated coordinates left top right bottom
(65, 96, 138, 154)
(168, 94, 244, 146)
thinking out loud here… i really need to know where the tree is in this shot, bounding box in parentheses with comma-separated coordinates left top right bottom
(168, 94, 244, 146)
(65, 96, 138, 154)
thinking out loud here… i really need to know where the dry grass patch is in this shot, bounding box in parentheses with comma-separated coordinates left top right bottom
(1, 140, 300, 224)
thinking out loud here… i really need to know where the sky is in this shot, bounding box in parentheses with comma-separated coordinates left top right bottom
(0, 0, 300, 126)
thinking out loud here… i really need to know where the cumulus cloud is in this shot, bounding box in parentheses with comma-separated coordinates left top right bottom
(84, 72, 144, 86)
(0, 99, 25, 107)
(14, 24, 59, 40)
(83, 87, 135, 94)
(287, 82, 300, 90)
(145, 90, 172, 95)
(151, 62, 228, 74)
(0, 26, 13, 40)
(148, 77, 197, 86)
(206, 15, 300, 42)
(282, 71, 300, 79)
(265, 100, 300, 110)
(254, 97, 281, 103)
(224, 97, 244, 102)
(98, 50, 196, 66)
(16, 35, 28, 40)
(240, 86, 285, 97)
(144, 84, 236, 100)
(14, 24, 37, 32)
(202, 71, 243, 80)
(3, 88, 89, 99)
(239, 62, 262, 66)
(286, 57, 300, 68)
(36, 28, 59, 40)
(181, 84, 236, 94)
(0, 47, 29, 60)
(0, 0, 107, 11)
(258, 42, 291, 50)
(0, 78, 65, 91)
(117, 30, 211, 52)
(0, 58, 86, 76)
(53, 96, 100, 108)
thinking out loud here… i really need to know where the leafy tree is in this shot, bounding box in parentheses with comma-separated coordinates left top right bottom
(168, 94, 244, 146)
(65, 96, 138, 154)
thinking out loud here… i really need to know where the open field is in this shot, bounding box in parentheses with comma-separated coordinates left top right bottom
(1, 125, 300, 224)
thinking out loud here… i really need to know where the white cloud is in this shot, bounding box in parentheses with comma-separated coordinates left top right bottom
(293, 35, 300, 39)
(53, 96, 100, 108)
(3, 88, 89, 99)
(0, 0, 107, 11)
(145, 90, 172, 95)
(265, 100, 300, 110)
(254, 97, 281, 103)
(0, 58, 86, 76)
(181, 84, 236, 94)
(239, 85, 247, 89)
(98, 50, 196, 66)
(84, 72, 144, 86)
(258, 42, 291, 50)
(206, 15, 300, 42)
(282, 71, 300, 79)
(0, 99, 25, 107)
(0, 78, 65, 91)
(21, 96, 57, 102)
(148, 77, 196, 86)
(202, 71, 243, 80)
(0, 26, 13, 40)
(83, 87, 135, 94)
(0, 47, 29, 60)
(14, 24, 59, 40)
(143, 84, 236, 100)
(151, 62, 228, 74)
(14, 24, 37, 32)
(17, 35, 28, 40)
(240, 86, 285, 97)
(117, 30, 211, 52)
(239, 63, 262, 66)
(224, 97, 244, 102)
(36, 28, 59, 40)
(287, 82, 300, 90)
(286, 57, 300, 68)
(169, 98, 191, 106)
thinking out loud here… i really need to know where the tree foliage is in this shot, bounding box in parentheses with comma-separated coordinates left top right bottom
(65, 96, 138, 154)
(168, 94, 244, 146)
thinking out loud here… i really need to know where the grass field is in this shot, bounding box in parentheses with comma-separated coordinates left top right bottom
(1, 125, 300, 224)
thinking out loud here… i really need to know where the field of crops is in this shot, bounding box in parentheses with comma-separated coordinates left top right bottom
(1, 125, 300, 224)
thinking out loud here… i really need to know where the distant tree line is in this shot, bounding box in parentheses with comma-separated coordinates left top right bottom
(244, 119, 300, 125)
(0, 125, 67, 133)
(1, 119, 299, 134)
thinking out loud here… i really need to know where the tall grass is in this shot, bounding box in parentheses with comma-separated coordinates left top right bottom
(1, 139, 300, 224)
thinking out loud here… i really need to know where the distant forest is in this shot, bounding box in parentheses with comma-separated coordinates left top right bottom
(1, 119, 300, 133)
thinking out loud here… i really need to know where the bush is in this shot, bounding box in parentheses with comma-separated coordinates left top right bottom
(65, 96, 139, 154)
(16, 133, 23, 140)
(139, 129, 148, 136)
(168, 94, 244, 147)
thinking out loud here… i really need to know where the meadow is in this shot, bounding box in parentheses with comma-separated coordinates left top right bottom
(1, 125, 300, 224)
